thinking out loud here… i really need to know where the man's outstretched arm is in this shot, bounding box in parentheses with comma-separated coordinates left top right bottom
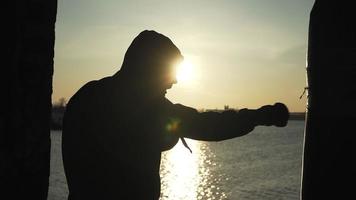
(173, 103, 289, 141)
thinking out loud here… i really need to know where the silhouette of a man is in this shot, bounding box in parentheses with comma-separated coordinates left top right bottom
(62, 30, 289, 200)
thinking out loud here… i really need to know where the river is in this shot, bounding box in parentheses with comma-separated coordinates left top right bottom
(49, 120, 304, 200)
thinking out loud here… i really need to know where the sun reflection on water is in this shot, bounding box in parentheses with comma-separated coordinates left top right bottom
(160, 140, 227, 200)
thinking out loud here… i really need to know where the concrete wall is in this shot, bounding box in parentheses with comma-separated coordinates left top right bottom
(302, 1, 356, 199)
(1, 1, 57, 199)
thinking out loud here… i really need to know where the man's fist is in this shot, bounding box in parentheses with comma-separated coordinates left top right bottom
(257, 103, 289, 127)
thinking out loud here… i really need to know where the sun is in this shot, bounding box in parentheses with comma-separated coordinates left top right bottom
(176, 58, 194, 84)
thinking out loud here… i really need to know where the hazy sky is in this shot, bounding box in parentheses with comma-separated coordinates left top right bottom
(54, 0, 314, 112)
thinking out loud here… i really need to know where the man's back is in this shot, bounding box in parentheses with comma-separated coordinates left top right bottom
(62, 76, 171, 199)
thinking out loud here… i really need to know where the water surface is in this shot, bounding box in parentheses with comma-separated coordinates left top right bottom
(49, 121, 304, 200)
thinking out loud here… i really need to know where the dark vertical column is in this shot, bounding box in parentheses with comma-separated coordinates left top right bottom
(1, 0, 57, 199)
(302, 1, 356, 199)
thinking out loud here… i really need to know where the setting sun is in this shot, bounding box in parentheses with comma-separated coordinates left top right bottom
(176, 58, 195, 84)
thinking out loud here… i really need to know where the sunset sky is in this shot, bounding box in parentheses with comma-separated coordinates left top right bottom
(53, 0, 314, 112)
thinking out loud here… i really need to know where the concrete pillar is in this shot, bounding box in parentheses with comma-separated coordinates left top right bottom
(302, 1, 356, 199)
(1, 0, 57, 199)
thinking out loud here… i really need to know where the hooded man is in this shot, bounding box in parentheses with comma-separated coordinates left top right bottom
(62, 30, 289, 200)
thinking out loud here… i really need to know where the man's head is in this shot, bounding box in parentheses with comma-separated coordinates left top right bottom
(119, 30, 183, 95)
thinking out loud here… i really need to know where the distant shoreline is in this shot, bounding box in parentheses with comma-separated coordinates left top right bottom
(288, 112, 306, 121)
(50, 111, 306, 131)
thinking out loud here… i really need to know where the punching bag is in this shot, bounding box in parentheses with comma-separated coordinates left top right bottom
(302, 1, 356, 199)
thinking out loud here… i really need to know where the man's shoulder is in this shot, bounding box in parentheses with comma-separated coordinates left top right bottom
(83, 76, 113, 91)
(67, 76, 113, 108)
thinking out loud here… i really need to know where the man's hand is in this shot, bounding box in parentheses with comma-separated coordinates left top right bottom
(257, 103, 289, 127)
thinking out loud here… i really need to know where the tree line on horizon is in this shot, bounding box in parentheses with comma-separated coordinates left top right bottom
(50, 98, 305, 131)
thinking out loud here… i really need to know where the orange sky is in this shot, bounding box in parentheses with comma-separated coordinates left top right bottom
(53, 0, 314, 112)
